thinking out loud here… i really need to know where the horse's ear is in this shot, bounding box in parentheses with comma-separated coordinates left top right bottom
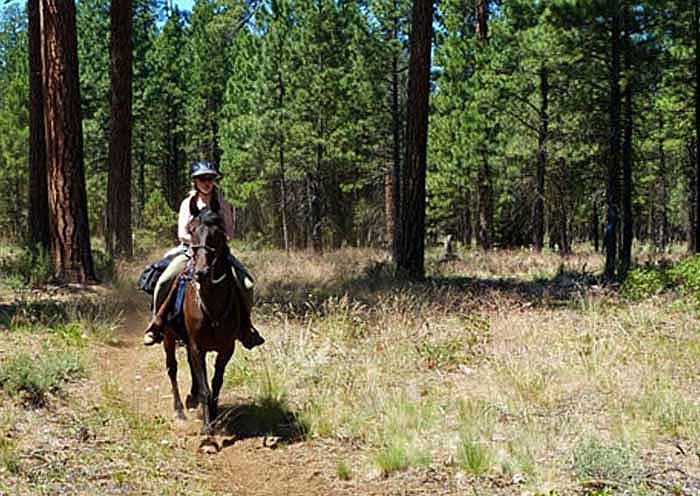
(189, 195, 200, 218)
(210, 190, 220, 214)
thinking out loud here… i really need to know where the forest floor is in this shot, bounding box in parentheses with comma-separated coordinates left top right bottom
(1, 243, 700, 495)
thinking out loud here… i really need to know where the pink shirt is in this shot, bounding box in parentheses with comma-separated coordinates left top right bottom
(177, 191, 236, 244)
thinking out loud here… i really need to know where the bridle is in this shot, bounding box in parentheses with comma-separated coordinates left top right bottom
(188, 239, 233, 327)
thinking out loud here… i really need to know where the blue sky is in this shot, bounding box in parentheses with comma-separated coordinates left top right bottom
(173, 0, 195, 12)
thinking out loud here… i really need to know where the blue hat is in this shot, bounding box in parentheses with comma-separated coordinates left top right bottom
(189, 160, 222, 179)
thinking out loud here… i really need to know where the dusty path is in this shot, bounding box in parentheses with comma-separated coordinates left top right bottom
(97, 304, 440, 496)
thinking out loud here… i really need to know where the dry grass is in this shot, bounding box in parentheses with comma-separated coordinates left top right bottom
(3, 243, 700, 494)
(220, 245, 700, 492)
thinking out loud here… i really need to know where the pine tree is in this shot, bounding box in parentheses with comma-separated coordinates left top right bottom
(106, 0, 133, 258)
(40, 0, 96, 283)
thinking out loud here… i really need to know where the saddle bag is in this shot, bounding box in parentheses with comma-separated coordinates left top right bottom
(137, 254, 176, 295)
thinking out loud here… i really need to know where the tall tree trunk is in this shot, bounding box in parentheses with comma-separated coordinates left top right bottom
(279, 146, 289, 254)
(40, 0, 95, 283)
(476, 150, 493, 248)
(688, 137, 697, 253)
(534, 64, 548, 252)
(620, 32, 633, 279)
(592, 198, 599, 252)
(695, 0, 700, 252)
(310, 116, 323, 253)
(648, 180, 656, 246)
(605, 3, 622, 281)
(475, 0, 493, 250)
(385, 167, 395, 249)
(461, 184, 472, 246)
(658, 119, 668, 250)
(106, 0, 133, 258)
(278, 71, 289, 254)
(390, 7, 401, 258)
(136, 146, 144, 227)
(394, 0, 433, 280)
(28, 0, 50, 251)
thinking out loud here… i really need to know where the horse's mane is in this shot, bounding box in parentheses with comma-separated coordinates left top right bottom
(197, 207, 223, 228)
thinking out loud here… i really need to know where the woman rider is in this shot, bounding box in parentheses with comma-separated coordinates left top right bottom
(143, 160, 264, 349)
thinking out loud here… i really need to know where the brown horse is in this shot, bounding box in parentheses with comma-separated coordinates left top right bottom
(150, 202, 243, 433)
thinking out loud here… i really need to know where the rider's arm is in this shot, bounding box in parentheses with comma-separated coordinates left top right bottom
(177, 196, 193, 245)
(220, 197, 236, 241)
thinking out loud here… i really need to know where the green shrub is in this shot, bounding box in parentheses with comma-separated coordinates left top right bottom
(0, 436, 20, 475)
(92, 249, 114, 281)
(572, 437, 636, 481)
(23, 244, 54, 286)
(142, 190, 176, 240)
(622, 267, 667, 299)
(0, 349, 85, 406)
(668, 255, 700, 294)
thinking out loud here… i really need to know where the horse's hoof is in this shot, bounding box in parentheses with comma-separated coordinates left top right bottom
(185, 395, 198, 410)
(174, 410, 186, 421)
(198, 436, 220, 454)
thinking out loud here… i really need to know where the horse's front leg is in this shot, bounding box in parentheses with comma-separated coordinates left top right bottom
(163, 331, 185, 420)
(185, 347, 199, 410)
(210, 345, 235, 421)
(189, 347, 213, 433)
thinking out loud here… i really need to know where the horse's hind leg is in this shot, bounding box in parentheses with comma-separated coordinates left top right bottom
(164, 332, 185, 420)
(210, 346, 234, 421)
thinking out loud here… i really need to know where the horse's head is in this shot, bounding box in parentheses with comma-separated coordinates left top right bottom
(189, 201, 228, 285)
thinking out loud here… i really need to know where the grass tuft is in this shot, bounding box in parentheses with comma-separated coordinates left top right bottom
(572, 437, 636, 482)
(456, 435, 492, 475)
(336, 458, 352, 480)
(0, 348, 84, 406)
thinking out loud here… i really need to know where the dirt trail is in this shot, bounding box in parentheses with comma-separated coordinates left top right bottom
(98, 305, 414, 496)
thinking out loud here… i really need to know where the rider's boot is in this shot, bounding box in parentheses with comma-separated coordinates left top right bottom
(238, 309, 264, 350)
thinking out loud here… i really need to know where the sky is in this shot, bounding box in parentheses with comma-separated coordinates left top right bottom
(173, 0, 195, 12)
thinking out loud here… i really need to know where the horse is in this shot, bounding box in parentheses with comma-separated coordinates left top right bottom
(148, 201, 245, 433)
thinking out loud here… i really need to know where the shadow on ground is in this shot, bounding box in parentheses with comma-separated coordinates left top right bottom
(257, 260, 607, 318)
(210, 398, 309, 446)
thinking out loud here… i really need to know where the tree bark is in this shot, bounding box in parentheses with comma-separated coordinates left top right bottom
(394, 0, 433, 280)
(620, 28, 633, 279)
(694, 0, 700, 252)
(40, 0, 96, 283)
(688, 137, 697, 253)
(28, 0, 50, 251)
(534, 64, 548, 252)
(277, 70, 289, 254)
(658, 119, 668, 250)
(476, 149, 493, 249)
(461, 184, 472, 246)
(310, 117, 323, 253)
(604, 3, 622, 281)
(475, 0, 493, 250)
(389, 10, 401, 256)
(592, 198, 599, 252)
(106, 0, 133, 258)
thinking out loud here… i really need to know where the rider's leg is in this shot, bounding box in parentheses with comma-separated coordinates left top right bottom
(144, 253, 188, 346)
(227, 251, 264, 350)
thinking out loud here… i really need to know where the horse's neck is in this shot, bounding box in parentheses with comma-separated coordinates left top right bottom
(199, 275, 234, 315)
